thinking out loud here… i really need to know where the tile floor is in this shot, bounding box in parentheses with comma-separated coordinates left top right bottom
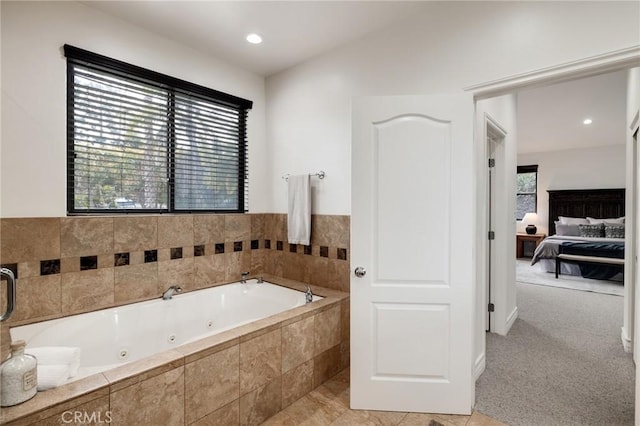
(262, 368, 506, 426)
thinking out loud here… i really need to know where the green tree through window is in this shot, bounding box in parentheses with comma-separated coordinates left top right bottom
(516, 165, 538, 220)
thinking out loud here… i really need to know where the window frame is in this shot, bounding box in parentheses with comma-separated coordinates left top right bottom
(516, 164, 538, 221)
(65, 44, 252, 215)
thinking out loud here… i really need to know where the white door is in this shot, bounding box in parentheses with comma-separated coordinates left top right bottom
(351, 95, 475, 414)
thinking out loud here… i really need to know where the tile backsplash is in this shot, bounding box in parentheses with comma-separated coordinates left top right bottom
(0, 213, 349, 358)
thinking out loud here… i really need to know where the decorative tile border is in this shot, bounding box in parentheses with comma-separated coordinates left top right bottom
(114, 253, 130, 267)
(40, 259, 60, 275)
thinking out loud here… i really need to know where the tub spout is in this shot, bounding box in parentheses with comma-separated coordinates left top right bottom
(305, 286, 313, 304)
(241, 271, 249, 284)
(162, 286, 182, 300)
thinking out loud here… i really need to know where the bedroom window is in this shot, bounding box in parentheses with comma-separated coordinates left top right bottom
(64, 45, 252, 214)
(516, 164, 538, 220)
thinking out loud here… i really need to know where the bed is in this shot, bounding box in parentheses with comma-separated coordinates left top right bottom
(531, 188, 625, 281)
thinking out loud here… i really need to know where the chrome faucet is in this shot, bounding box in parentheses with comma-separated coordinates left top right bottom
(0, 268, 16, 321)
(241, 271, 249, 284)
(305, 286, 313, 304)
(162, 286, 182, 300)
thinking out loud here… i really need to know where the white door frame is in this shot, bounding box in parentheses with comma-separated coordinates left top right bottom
(467, 46, 640, 414)
(484, 117, 508, 335)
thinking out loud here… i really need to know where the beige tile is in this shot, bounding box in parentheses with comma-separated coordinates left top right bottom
(282, 360, 314, 408)
(225, 251, 251, 282)
(192, 400, 240, 426)
(311, 215, 350, 248)
(178, 334, 240, 365)
(60, 257, 81, 274)
(282, 251, 305, 282)
(260, 410, 298, 426)
(61, 268, 114, 314)
(103, 349, 184, 392)
(0, 375, 109, 426)
(327, 258, 350, 293)
(37, 395, 110, 426)
(250, 249, 264, 276)
(194, 254, 226, 289)
(1, 218, 60, 263)
(340, 340, 350, 371)
(239, 377, 282, 426)
(332, 409, 408, 426)
(280, 385, 348, 425)
(193, 214, 225, 245)
(60, 217, 114, 258)
(314, 304, 341, 356)
(114, 262, 159, 303)
(158, 215, 194, 248)
(263, 250, 284, 276)
(15, 261, 40, 279)
(314, 344, 342, 387)
(110, 365, 184, 425)
(399, 412, 471, 426)
(251, 214, 265, 240)
(265, 214, 286, 241)
(225, 214, 251, 242)
(114, 216, 157, 252)
(340, 298, 350, 342)
(467, 411, 507, 426)
(322, 367, 350, 408)
(240, 328, 282, 395)
(282, 315, 314, 373)
(306, 256, 329, 288)
(185, 344, 240, 424)
(6, 274, 61, 323)
(158, 257, 194, 292)
(1, 322, 11, 361)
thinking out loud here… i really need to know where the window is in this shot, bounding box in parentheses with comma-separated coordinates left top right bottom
(516, 165, 538, 220)
(65, 45, 252, 214)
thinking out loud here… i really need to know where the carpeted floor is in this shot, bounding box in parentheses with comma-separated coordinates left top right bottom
(475, 282, 634, 426)
(516, 259, 624, 296)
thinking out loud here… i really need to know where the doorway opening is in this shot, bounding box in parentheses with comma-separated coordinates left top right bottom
(474, 62, 638, 425)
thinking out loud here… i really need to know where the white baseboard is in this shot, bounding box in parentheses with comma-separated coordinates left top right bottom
(505, 306, 518, 334)
(621, 326, 633, 353)
(474, 352, 486, 380)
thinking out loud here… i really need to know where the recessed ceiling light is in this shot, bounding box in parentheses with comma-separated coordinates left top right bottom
(246, 33, 262, 44)
(583, 118, 593, 125)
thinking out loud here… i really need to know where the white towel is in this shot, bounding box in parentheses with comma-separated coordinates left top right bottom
(287, 174, 311, 245)
(36, 365, 69, 391)
(27, 346, 81, 379)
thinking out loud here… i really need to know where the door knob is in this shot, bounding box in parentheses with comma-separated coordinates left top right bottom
(354, 267, 366, 278)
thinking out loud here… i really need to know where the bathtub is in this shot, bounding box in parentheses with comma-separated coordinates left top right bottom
(10, 279, 322, 384)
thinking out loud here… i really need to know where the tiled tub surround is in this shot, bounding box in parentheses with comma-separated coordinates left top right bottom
(0, 213, 350, 359)
(1, 275, 349, 425)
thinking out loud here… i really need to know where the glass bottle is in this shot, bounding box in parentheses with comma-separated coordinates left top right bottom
(1, 340, 37, 406)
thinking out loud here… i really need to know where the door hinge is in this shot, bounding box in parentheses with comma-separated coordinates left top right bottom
(488, 303, 495, 312)
(488, 231, 495, 240)
(488, 158, 495, 168)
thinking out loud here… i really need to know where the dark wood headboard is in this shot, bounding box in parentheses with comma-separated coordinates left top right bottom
(548, 188, 625, 235)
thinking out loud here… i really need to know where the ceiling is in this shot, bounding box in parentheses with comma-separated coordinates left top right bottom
(83, 1, 628, 154)
(83, 1, 429, 77)
(517, 70, 627, 154)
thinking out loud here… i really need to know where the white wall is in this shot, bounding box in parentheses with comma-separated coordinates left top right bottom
(0, 1, 267, 217)
(266, 1, 639, 214)
(517, 145, 626, 235)
(474, 94, 518, 379)
(627, 67, 640, 421)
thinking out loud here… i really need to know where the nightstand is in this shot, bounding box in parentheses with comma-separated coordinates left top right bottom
(516, 233, 546, 258)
